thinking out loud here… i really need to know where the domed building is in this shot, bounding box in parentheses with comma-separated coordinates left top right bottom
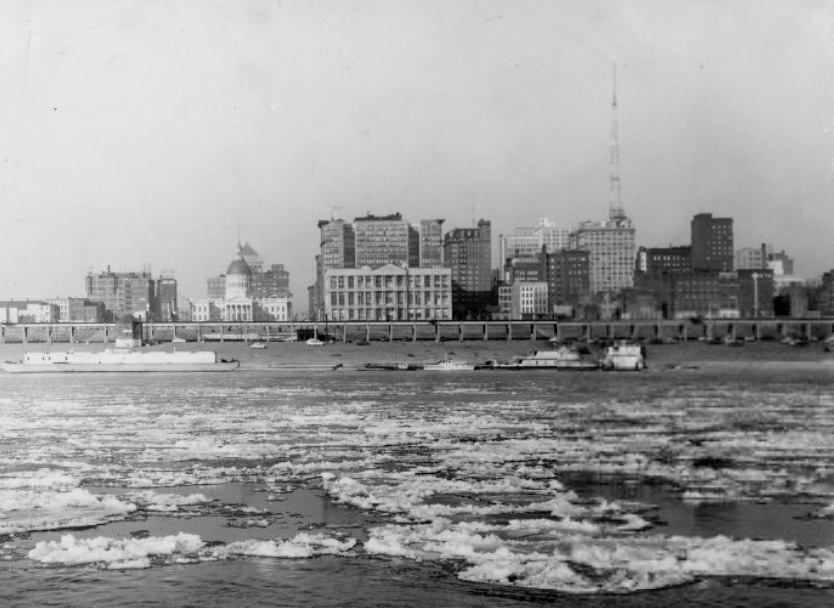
(223, 251, 254, 321)
(192, 243, 292, 323)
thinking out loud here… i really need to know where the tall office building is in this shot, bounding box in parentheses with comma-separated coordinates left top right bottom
(570, 219, 635, 295)
(253, 264, 290, 298)
(156, 274, 178, 322)
(635, 246, 692, 275)
(691, 213, 734, 271)
(499, 218, 571, 267)
(319, 218, 356, 272)
(419, 219, 445, 268)
(546, 249, 590, 309)
(353, 213, 412, 269)
(85, 267, 158, 320)
(443, 219, 492, 319)
(239, 242, 263, 274)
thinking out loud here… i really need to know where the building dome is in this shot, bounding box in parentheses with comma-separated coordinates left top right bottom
(226, 258, 252, 276)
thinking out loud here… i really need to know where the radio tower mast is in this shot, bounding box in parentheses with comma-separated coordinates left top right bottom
(609, 62, 627, 224)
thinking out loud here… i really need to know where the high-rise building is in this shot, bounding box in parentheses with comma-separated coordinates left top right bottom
(545, 249, 590, 309)
(85, 267, 159, 321)
(569, 219, 635, 295)
(499, 218, 572, 268)
(239, 242, 263, 274)
(252, 264, 290, 298)
(353, 213, 411, 269)
(443, 219, 492, 319)
(691, 213, 734, 271)
(155, 275, 178, 322)
(419, 219, 445, 268)
(635, 246, 692, 275)
(319, 219, 355, 272)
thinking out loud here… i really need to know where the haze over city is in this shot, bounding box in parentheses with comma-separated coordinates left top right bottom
(1, 0, 833, 306)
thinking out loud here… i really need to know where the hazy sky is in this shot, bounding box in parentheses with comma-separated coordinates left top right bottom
(2, 0, 833, 309)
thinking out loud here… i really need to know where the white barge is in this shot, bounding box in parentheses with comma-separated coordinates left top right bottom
(1, 337, 239, 374)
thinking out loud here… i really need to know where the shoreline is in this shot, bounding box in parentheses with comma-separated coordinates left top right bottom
(2, 338, 834, 372)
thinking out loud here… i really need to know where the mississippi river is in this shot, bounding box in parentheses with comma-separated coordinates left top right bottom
(2, 366, 834, 607)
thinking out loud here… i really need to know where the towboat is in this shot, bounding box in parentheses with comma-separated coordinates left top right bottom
(423, 359, 475, 371)
(362, 362, 414, 371)
(601, 341, 646, 371)
(488, 346, 600, 370)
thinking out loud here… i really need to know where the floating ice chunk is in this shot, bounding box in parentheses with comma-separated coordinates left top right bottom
(221, 533, 356, 559)
(27, 532, 204, 568)
(126, 490, 212, 513)
(0, 488, 135, 534)
(0, 469, 78, 491)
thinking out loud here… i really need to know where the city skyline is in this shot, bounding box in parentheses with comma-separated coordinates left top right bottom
(1, 1, 832, 304)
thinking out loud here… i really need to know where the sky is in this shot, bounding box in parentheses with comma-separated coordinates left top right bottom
(1, 0, 833, 311)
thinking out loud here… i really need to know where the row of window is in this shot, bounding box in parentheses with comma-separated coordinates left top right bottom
(328, 275, 449, 289)
(327, 308, 451, 321)
(330, 292, 449, 306)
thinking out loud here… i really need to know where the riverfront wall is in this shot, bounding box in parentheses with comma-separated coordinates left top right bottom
(3, 319, 834, 345)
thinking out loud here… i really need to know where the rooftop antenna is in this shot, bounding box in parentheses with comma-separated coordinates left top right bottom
(609, 61, 626, 222)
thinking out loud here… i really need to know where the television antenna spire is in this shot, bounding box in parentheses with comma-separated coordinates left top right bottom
(609, 61, 626, 222)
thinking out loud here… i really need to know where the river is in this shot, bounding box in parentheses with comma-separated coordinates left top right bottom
(2, 367, 834, 606)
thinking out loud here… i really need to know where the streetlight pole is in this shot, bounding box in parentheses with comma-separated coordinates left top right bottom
(751, 272, 760, 318)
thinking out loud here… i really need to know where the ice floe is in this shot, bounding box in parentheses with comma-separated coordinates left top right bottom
(26, 531, 357, 569)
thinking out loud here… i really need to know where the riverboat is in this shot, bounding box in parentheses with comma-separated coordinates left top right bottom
(601, 342, 646, 371)
(362, 362, 413, 371)
(422, 359, 475, 371)
(488, 346, 600, 370)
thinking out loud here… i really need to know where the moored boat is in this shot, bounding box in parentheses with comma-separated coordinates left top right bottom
(362, 362, 414, 371)
(1, 346, 239, 373)
(601, 341, 646, 371)
(498, 346, 600, 370)
(423, 359, 475, 371)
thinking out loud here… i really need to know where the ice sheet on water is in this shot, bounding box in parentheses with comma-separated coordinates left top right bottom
(124, 490, 213, 512)
(220, 533, 357, 558)
(26, 531, 357, 569)
(364, 518, 834, 593)
(0, 487, 135, 534)
(27, 532, 205, 569)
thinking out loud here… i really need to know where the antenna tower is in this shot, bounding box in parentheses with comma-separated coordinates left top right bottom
(609, 62, 626, 222)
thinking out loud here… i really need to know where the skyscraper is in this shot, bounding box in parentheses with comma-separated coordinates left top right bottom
(443, 219, 492, 319)
(353, 213, 411, 268)
(499, 218, 571, 266)
(419, 219, 445, 268)
(691, 213, 734, 271)
(85, 267, 158, 321)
